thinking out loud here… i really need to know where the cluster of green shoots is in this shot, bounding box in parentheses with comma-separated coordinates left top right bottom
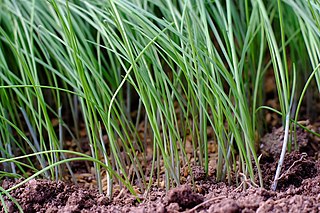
(0, 0, 319, 209)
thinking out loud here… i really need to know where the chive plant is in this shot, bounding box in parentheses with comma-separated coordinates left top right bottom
(0, 0, 319, 205)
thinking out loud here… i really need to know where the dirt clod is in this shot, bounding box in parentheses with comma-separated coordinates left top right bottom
(167, 185, 204, 209)
(208, 199, 240, 213)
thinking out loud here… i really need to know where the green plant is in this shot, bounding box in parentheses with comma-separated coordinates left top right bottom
(0, 1, 319, 207)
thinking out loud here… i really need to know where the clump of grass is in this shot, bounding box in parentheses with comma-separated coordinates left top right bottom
(0, 0, 319, 205)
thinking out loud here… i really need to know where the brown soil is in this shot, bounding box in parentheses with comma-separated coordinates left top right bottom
(1, 127, 320, 213)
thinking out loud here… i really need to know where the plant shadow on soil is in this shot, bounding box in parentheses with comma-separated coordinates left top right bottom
(1, 127, 320, 213)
